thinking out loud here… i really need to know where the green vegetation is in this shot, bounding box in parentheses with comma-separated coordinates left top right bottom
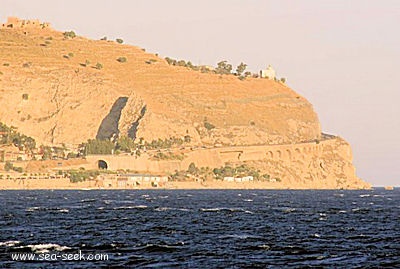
(22, 94, 29, 100)
(81, 139, 114, 155)
(117, 57, 127, 63)
(80, 59, 91, 67)
(280, 77, 286, 83)
(3, 63, 10, 66)
(164, 57, 176, 65)
(0, 122, 36, 151)
(203, 118, 215, 131)
(144, 137, 188, 150)
(145, 59, 157, 64)
(63, 31, 76, 39)
(170, 163, 213, 181)
(215, 61, 233, 75)
(4, 161, 23, 173)
(80, 135, 191, 156)
(115, 136, 135, 153)
(22, 62, 32, 68)
(116, 38, 124, 44)
(235, 62, 247, 76)
(40, 146, 66, 160)
(212, 164, 270, 181)
(95, 63, 103, 70)
(153, 151, 185, 161)
(66, 152, 78, 159)
(165, 57, 210, 73)
(4, 161, 13, 171)
(184, 135, 191, 143)
(67, 169, 100, 183)
(68, 52, 74, 58)
(164, 56, 272, 79)
(100, 36, 107, 41)
(13, 166, 23, 173)
(187, 162, 197, 174)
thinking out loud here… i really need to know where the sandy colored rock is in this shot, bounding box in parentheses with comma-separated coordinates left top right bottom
(0, 18, 370, 189)
(0, 18, 320, 147)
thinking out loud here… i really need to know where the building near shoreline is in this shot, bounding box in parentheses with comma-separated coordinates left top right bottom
(98, 173, 168, 188)
(0, 145, 27, 162)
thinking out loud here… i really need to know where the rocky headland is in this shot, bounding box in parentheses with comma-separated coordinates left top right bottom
(0, 17, 370, 189)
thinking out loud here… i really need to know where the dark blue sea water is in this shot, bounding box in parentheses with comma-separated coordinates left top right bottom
(0, 189, 399, 268)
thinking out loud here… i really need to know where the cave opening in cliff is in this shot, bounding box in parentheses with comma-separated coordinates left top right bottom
(98, 160, 108, 170)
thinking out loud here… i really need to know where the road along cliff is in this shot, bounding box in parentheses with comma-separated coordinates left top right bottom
(0, 17, 370, 189)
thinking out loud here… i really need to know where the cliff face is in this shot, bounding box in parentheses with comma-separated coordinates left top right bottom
(0, 22, 320, 147)
(242, 137, 371, 189)
(84, 137, 370, 189)
(0, 18, 370, 189)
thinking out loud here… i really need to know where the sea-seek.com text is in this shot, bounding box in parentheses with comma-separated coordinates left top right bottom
(11, 250, 109, 262)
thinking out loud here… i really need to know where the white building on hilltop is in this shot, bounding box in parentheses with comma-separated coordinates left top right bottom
(260, 65, 276, 80)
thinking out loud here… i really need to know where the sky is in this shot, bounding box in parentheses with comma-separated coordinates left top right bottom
(1, 0, 399, 186)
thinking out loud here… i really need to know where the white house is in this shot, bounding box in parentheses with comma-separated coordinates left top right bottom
(260, 65, 276, 80)
(234, 177, 242, 182)
(223, 177, 235, 182)
(242, 176, 254, 182)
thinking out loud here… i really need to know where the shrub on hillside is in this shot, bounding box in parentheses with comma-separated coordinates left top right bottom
(63, 31, 76, 39)
(80, 60, 91, 67)
(204, 121, 215, 131)
(215, 61, 232, 75)
(235, 62, 247, 76)
(4, 161, 13, 172)
(116, 38, 124, 44)
(117, 57, 127, 63)
(82, 139, 114, 155)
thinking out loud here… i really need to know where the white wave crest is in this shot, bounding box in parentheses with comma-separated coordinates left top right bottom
(20, 243, 71, 253)
(0, 241, 20, 247)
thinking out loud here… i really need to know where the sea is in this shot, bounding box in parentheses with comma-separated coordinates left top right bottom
(0, 189, 399, 268)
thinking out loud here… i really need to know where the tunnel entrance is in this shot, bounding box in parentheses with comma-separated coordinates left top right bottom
(98, 160, 108, 170)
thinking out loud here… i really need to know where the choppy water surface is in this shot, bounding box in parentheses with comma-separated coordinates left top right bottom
(0, 189, 399, 268)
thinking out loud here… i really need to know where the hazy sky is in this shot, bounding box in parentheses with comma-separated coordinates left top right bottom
(1, 0, 399, 186)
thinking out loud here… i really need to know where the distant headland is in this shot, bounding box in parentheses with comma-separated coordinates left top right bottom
(0, 17, 370, 190)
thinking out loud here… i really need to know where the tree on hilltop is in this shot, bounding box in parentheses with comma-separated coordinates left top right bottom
(63, 31, 76, 39)
(215, 61, 233, 75)
(236, 62, 247, 76)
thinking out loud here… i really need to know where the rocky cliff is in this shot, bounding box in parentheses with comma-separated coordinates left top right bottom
(0, 19, 320, 146)
(0, 18, 370, 189)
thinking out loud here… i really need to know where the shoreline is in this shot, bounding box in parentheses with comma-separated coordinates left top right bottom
(0, 178, 372, 190)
